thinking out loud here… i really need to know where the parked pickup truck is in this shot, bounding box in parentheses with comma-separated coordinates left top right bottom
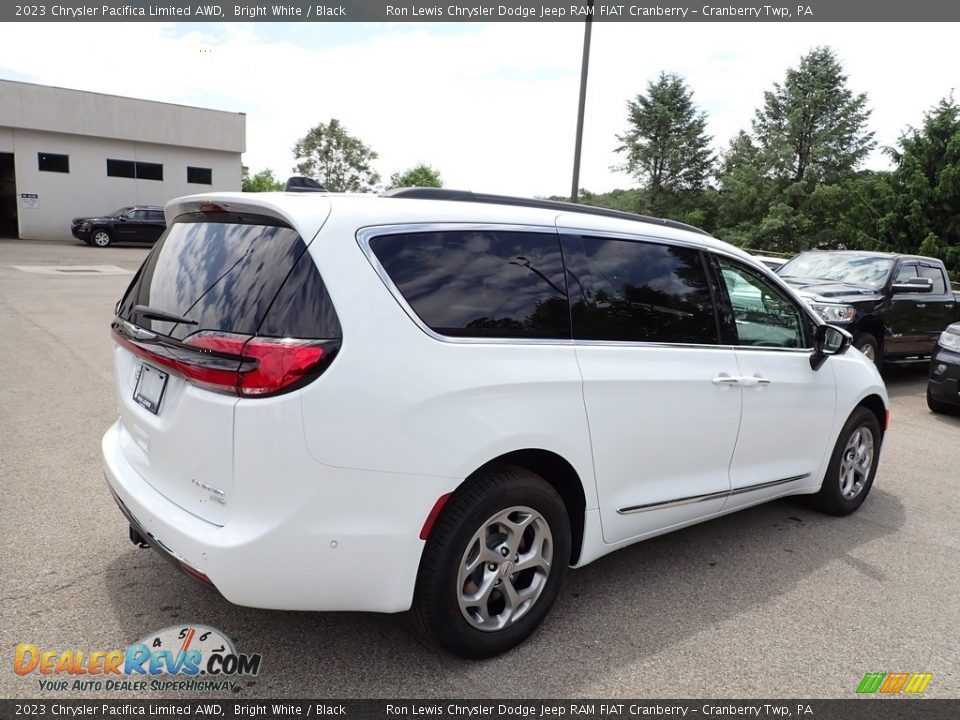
(777, 251, 960, 365)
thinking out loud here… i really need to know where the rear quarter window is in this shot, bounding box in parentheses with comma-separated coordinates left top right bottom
(369, 229, 570, 339)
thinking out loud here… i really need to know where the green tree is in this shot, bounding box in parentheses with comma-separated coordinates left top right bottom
(389, 163, 443, 189)
(715, 131, 778, 246)
(753, 46, 875, 183)
(548, 188, 645, 214)
(293, 118, 381, 192)
(879, 96, 960, 274)
(715, 47, 878, 253)
(615, 72, 714, 215)
(241, 167, 284, 192)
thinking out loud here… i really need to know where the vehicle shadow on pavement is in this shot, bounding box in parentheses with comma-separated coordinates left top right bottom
(881, 363, 929, 399)
(928, 411, 960, 427)
(104, 487, 905, 697)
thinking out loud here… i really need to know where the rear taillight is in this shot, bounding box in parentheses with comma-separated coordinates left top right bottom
(112, 326, 337, 397)
(208, 336, 329, 397)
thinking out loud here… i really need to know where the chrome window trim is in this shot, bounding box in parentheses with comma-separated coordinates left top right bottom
(555, 225, 711, 252)
(357, 222, 822, 351)
(617, 473, 811, 514)
(573, 339, 735, 351)
(576, 341, 812, 354)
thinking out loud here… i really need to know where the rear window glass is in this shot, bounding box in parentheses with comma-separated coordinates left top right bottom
(369, 230, 570, 339)
(259, 249, 341, 339)
(117, 213, 339, 340)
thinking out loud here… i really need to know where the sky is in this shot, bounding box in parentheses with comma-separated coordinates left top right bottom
(0, 21, 957, 197)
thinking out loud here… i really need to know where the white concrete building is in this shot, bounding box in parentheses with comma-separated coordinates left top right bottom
(0, 79, 245, 240)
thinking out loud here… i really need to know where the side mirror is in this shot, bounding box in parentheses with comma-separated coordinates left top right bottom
(892, 277, 933, 294)
(810, 324, 852, 371)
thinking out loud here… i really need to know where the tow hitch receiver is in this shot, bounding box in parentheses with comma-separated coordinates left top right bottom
(129, 525, 150, 549)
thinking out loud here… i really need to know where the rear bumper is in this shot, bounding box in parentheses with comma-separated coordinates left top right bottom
(102, 420, 455, 612)
(109, 486, 217, 588)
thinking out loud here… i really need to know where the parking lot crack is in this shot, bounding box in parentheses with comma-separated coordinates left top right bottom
(1, 563, 156, 603)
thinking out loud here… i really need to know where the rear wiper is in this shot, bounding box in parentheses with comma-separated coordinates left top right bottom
(132, 304, 198, 326)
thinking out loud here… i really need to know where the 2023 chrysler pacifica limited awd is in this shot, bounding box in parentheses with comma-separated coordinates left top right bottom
(102, 189, 889, 658)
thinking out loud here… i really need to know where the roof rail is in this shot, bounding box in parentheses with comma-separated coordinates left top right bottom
(380, 187, 709, 236)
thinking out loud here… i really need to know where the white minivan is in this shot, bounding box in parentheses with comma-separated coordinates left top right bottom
(103, 189, 888, 658)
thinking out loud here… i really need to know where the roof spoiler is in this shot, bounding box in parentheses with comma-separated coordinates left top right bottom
(284, 176, 327, 192)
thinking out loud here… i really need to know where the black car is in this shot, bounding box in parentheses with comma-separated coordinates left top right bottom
(71, 206, 166, 247)
(928, 322, 960, 414)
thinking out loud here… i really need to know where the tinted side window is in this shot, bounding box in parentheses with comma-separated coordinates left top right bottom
(919, 264, 947, 294)
(717, 257, 808, 348)
(370, 230, 569, 339)
(895, 263, 918, 282)
(147, 210, 165, 222)
(561, 236, 718, 344)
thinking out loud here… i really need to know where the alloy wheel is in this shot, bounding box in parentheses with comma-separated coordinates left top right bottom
(457, 506, 553, 632)
(839, 425, 874, 499)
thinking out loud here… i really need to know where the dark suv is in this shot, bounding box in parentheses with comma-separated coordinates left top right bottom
(72, 206, 166, 247)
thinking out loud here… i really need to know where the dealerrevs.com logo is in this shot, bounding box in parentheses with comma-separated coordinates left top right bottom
(14, 625, 261, 693)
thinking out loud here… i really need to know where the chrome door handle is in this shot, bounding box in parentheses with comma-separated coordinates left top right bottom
(916, 303, 926, 309)
(712, 374, 740, 386)
(740, 375, 771, 387)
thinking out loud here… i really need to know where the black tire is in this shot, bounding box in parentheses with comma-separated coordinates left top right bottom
(809, 407, 882, 516)
(853, 332, 881, 368)
(927, 387, 958, 415)
(412, 466, 570, 659)
(90, 228, 112, 247)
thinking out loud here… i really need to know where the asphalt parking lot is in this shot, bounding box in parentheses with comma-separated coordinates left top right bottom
(2, 237, 959, 700)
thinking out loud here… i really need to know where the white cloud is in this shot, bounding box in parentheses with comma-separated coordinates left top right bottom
(1, 21, 956, 198)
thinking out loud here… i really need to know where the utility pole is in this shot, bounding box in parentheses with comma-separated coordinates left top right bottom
(570, 0, 594, 203)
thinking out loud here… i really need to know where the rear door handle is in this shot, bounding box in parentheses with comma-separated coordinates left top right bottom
(916, 303, 926, 309)
(740, 375, 772, 387)
(712, 374, 740, 386)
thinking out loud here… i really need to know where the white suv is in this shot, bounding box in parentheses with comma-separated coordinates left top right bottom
(102, 189, 888, 658)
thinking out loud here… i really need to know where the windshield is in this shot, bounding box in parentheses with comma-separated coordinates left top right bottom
(778, 253, 894, 288)
(109, 207, 133, 217)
